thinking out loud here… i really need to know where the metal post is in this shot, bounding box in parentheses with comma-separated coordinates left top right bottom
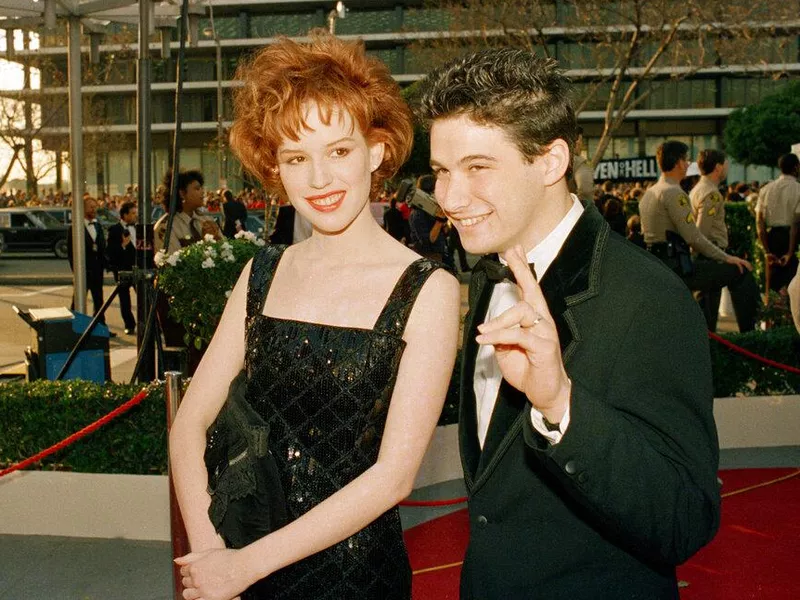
(68, 16, 87, 314)
(216, 39, 224, 186)
(137, 0, 156, 381)
(165, 371, 189, 600)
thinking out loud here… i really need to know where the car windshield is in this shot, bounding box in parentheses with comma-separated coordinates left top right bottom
(30, 211, 62, 228)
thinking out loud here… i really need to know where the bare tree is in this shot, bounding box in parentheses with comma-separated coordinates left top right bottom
(410, 0, 800, 166)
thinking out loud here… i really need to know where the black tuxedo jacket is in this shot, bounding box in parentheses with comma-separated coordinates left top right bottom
(459, 202, 720, 599)
(106, 222, 136, 273)
(222, 199, 248, 238)
(67, 221, 106, 277)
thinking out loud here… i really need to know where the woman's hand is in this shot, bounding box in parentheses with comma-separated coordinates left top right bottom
(176, 547, 257, 600)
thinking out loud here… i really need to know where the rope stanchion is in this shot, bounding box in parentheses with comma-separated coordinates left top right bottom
(707, 331, 800, 375)
(0, 388, 149, 478)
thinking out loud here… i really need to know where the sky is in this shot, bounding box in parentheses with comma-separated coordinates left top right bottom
(0, 30, 53, 187)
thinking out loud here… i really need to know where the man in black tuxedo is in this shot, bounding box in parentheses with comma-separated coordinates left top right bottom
(418, 49, 720, 598)
(67, 196, 109, 327)
(106, 201, 138, 334)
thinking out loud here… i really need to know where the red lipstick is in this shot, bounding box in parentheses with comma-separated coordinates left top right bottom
(304, 191, 345, 212)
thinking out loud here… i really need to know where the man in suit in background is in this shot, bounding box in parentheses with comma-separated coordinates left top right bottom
(106, 201, 138, 335)
(418, 48, 720, 599)
(67, 196, 111, 331)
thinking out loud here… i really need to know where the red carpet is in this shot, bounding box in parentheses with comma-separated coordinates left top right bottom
(404, 468, 800, 600)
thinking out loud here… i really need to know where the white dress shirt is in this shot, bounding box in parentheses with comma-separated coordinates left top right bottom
(84, 218, 98, 242)
(474, 194, 584, 447)
(123, 221, 137, 246)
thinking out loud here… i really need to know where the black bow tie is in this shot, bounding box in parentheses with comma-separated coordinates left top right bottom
(473, 255, 536, 283)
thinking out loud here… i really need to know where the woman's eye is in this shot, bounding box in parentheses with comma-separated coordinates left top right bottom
(286, 156, 305, 165)
(332, 147, 350, 158)
(468, 164, 487, 172)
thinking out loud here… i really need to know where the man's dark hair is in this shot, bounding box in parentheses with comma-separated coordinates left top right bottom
(656, 141, 689, 172)
(697, 149, 726, 176)
(161, 168, 204, 213)
(778, 153, 800, 175)
(417, 48, 578, 175)
(417, 174, 436, 194)
(119, 201, 136, 218)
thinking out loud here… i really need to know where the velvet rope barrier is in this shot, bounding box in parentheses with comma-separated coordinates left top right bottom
(707, 331, 800, 375)
(399, 497, 467, 507)
(0, 389, 149, 478)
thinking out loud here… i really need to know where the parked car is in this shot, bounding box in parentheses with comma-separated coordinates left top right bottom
(0, 207, 71, 258)
(39, 206, 119, 230)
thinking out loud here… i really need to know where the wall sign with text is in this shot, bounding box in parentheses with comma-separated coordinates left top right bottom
(593, 157, 659, 182)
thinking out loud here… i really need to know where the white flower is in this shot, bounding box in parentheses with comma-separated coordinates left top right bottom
(166, 252, 181, 267)
(154, 250, 166, 267)
(222, 252, 236, 262)
(204, 234, 215, 242)
(204, 247, 218, 258)
(224, 289, 232, 298)
(235, 230, 257, 242)
(201, 257, 215, 269)
(221, 242, 232, 251)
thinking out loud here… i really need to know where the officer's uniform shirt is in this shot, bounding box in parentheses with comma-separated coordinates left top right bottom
(153, 210, 220, 254)
(755, 175, 800, 227)
(690, 176, 727, 249)
(640, 175, 727, 262)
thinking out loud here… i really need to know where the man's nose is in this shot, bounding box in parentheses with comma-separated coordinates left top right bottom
(436, 175, 469, 215)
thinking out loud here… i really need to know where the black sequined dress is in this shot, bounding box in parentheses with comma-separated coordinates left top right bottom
(241, 244, 441, 600)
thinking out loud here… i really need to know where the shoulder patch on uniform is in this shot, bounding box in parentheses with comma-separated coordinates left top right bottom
(678, 194, 689, 207)
(708, 206, 717, 216)
(686, 212, 694, 224)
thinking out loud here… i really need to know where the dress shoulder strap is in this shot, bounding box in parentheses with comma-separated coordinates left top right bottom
(373, 257, 444, 338)
(247, 244, 288, 319)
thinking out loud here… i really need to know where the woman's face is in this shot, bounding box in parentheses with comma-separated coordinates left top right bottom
(277, 103, 384, 235)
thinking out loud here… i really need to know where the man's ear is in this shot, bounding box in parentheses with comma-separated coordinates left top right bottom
(541, 139, 571, 187)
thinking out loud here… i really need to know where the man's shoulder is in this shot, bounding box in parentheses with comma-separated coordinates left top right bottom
(604, 234, 691, 297)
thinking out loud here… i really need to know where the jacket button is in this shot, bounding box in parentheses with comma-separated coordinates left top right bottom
(476, 515, 488, 527)
(565, 460, 577, 475)
(577, 471, 588, 484)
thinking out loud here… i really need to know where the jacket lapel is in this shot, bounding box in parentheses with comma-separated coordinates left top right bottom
(469, 202, 610, 492)
(459, 265, 495, 487)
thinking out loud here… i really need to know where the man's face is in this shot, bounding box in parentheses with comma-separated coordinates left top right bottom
(181, 180, 205, 213)
(430, 114, 550, 255)
(84, 198, 97, 220)
(124, 208, 138, 225)
(676, 156, 690, 181)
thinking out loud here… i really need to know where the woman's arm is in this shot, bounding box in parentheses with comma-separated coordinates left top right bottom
(177, 268, 461, 599)
(169, 260, 251, 551)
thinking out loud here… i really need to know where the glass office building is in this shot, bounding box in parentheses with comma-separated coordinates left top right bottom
(10, 0, 800, 194)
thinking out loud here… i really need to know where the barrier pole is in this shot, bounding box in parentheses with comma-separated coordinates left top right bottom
(165, 371, 189, 600)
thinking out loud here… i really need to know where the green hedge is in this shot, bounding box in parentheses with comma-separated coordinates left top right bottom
(0, 380, 168, 474)
(709, 326, 800, 398)
(2, 327, 798, 474)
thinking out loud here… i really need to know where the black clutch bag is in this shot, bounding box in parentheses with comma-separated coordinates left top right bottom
(204, 370, 288, 549)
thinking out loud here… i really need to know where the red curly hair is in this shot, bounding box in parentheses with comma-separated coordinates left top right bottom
(229, 33, 413, 199)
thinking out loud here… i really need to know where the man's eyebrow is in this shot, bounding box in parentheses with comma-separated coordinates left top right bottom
(431, 154, 499, 168)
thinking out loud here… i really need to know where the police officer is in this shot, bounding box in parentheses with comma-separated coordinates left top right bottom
(640, 140, 760, 332)
(755, 153, 800, 292)
(690, 149, 729, 330)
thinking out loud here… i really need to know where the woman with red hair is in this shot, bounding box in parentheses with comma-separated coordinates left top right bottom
(170, 33, 459, 600)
